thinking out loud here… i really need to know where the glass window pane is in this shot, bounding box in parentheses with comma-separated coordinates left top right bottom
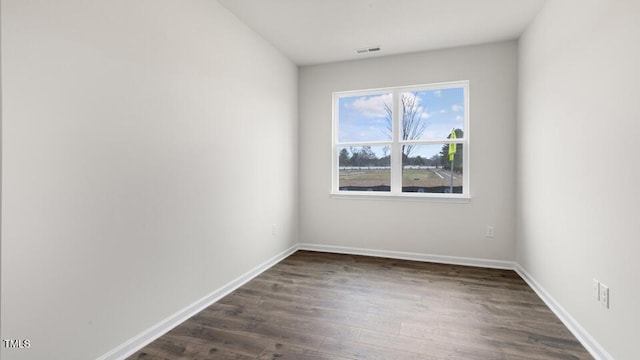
(401, 87, 465, 141)
(338, 93, 392, 142)
(338, 146, 391, 192)
(402, 144, 463, 194)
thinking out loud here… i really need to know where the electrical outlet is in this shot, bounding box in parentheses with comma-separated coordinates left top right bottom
(592, 279, 600, 301)
(486, 226, 494, 238)
(599, 283, 609, 309)
(271, 224, 277, 236)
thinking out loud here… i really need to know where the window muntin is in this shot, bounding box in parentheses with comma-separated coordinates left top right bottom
(333, 81, 469, 198)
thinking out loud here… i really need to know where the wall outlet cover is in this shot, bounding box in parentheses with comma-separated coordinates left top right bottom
(599, 284, 609, 309)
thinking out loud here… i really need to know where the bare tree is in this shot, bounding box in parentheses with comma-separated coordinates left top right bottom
(383, 93, 428, 157)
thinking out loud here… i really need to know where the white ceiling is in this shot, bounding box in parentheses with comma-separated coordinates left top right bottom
(217, 0, 546, 66)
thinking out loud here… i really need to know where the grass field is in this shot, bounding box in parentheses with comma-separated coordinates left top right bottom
(339, 168, 462, 189)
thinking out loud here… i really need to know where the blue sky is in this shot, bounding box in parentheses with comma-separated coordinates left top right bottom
(338, 87, 465, 145)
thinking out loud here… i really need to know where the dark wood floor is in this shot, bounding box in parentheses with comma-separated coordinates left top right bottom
(129, 251, 592, 360)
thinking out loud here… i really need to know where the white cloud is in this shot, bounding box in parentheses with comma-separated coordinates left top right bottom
(451, 104, 464, 112)
(352, 94, 392, 118)
(434, 90, 442, 97)
(440, 109, 447, 114)
(422, 130, 438, 139)
(455, 115, 463, 122)
(352, 92, 431, 119)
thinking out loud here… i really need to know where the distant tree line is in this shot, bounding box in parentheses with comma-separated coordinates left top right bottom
(339, 129, 463, 172)
(339, 147, 390, 167)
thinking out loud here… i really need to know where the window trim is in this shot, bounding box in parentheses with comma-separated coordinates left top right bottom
(331, 80, 470, 199)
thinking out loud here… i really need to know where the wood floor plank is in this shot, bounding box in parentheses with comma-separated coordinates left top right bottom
(168, 324, 272, 358)
(128, 350, 172, 360)
(318, 336, 430, 360)
(129, 251, 592, 360)
(257, 342, 352, 360)
(358, 328, 506, 360)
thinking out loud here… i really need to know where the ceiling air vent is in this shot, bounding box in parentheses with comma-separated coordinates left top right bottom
(356, 46, 381, 54)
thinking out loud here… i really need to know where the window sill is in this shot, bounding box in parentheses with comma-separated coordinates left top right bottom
(329, 192, 471, 203)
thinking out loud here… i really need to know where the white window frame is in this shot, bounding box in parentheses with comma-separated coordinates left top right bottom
(331, 80, 470, 200)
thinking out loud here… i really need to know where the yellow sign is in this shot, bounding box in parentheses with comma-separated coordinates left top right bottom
(448, 128, 457, 161)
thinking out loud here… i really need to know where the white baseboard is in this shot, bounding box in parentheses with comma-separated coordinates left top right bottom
(98, 242, 611, 360)
(297, 243, 515, 270)
(514, 264, 612, 360)
(97, 244, 299, 360)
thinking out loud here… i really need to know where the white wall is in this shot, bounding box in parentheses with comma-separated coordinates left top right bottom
(517, 0, 640, 359)
(0, 1, 298, 359)
(299, 41, 518, 261)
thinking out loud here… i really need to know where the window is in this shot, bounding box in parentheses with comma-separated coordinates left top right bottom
(332, 81, 469, 198)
